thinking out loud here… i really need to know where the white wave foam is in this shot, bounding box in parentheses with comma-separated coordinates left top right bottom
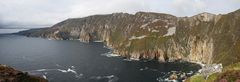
(157, 77, 178, 82)
(140, 67, 149, 71)
(35, 68, 67, 72)
(130, 58, 139, 61)
(94, 40, 103, 42)
(164, 78, 178, 82)
(57, 68, 77, 74)
(57, 69, 68, 73)
(67, 68, 77, 74)
(101, 52, 120, 57)
(36, 69, 48, 72)
(33, 65, 83, 79)
(106, 75, 119, 82)
(71, 66, 75, 69)
(57, 67, 83, 79)
(123, 58, 139, 61)
(34, 69, 59, 72)
(104, 75, 114, 79)
(43, 75, 47, 79)
(90, 75, 119, 82)
(186, 71, 193, 75)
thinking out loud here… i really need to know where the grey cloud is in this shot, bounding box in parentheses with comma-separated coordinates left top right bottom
(171, 0, 206, 16)
(170, 0, 240, 16)
(0, 0, 150, 27)
(0, 0, 239, 28)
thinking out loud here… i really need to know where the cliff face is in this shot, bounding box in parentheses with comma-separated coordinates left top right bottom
(0, 64, 48, 82)
(18, 9, 240, 66)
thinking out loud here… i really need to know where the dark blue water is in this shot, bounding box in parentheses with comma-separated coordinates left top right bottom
(0, 34, 200, 82)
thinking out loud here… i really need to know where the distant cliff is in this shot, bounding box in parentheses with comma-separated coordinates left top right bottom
(0, 64, 48, 82)
(18, 9, 240, 66)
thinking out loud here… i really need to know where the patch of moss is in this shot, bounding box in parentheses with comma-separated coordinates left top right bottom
(185, 75, 205, 82)
(223, 62, 240, 71)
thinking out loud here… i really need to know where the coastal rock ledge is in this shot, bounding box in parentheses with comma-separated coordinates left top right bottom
(0, 64, 48, 82)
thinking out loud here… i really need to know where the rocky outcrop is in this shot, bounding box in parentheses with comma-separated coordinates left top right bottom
(17, 9, 240, 66)
(0, 64, 48, 82)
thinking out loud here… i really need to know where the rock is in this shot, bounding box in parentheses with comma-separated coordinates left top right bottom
(0, 64, 48, 82)
(180, 73, 187, 79)
(169, 72, 178, 80)
(199, 64, 223, 78)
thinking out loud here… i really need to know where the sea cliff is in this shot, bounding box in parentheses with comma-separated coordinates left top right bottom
(17, 9, 240, 67)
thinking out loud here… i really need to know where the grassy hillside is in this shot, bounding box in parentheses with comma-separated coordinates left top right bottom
(186, 62, 240, 82)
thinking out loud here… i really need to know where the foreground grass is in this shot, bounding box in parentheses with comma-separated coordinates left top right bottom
(185, 62, 240, 82)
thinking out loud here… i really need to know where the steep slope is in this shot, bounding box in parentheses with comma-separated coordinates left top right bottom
(18, 9, 240, 66)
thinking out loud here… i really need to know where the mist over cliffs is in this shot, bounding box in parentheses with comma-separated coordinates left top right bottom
(18, 9, 240, 66)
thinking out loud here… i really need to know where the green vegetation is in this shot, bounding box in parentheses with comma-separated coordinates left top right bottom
(186, 62, 240, 82)
(126, 36, 170, 53)
(185, 75, 205, 82)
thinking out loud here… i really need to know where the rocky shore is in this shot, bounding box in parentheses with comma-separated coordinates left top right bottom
(0, 64, 48, 82)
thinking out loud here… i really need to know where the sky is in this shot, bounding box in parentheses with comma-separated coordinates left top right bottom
(0, 0, 239, 28)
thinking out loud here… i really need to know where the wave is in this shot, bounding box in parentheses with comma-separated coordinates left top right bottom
(94, 40, 103, 42)
(123, 58, 139, 61)
(29, 65, 83, 79)
(101, 52, 120, 57)
(42, 75, 47, 79)
(90, 75, 119, 82)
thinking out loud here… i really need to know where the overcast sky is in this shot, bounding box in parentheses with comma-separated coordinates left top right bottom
(0, 0, 239, 28)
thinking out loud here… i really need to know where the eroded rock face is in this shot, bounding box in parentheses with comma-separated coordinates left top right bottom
(0, 64, 48, 82)
(17, 9, 240, 66)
